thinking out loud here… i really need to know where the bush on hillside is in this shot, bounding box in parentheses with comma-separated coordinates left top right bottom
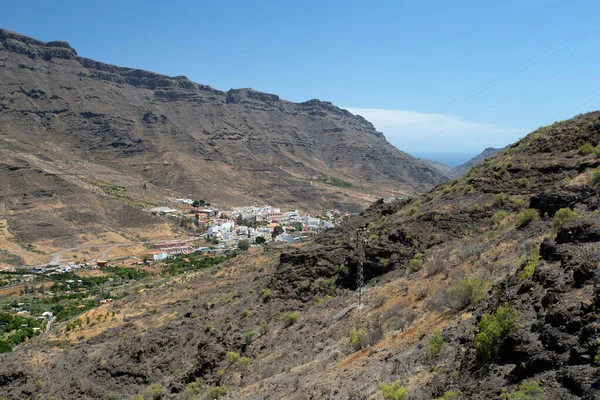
(283, 312, 297, 327)
(380, 380, 408, 400)
(492, 210, 507, 226)
(578, 143, 595, 156)
(499, 379, 544, 400)
(446, 276, 488, 310)
(426, 330, 444, 362)
(515, 209, 539, 228)
(475, 303, 519, 362)
(408, 253, 424, 272)
(553, 207, 577, 228)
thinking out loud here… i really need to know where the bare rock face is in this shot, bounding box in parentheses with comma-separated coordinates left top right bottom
(0, 28, 447, 223)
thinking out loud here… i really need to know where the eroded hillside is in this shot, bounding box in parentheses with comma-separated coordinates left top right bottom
(2, 114, 600, 398)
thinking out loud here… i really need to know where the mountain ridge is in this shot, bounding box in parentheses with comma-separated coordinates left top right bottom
(0, 28, 446, 256)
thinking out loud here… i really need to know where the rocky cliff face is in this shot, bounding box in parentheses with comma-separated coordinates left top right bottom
(0, 28, 446, 219)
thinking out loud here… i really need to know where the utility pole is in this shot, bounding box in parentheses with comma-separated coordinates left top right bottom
(356, 228, 367, 308)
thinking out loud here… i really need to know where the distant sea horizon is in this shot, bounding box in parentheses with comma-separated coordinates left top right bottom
(409, 152, 480, 168)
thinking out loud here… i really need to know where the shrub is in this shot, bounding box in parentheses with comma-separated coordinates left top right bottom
(244, 331, 255, 345)
(146, 383, 164, 400)
(517, 177, 530, 188)
(348, 328, 367, 351)
(515, 209, 539, 228)
(494, 193, 508, 206)
(511, 197, 526, 210)
(425, 258, 447, 277)
(589, 167, 600, 186)
(283, 312, 298, 327)
(0, 340, 12, 353)
(578, 143, 595, 156)
(380, 380, 408, 400)
(463, 184, 474, 194)
(500, 379, 544, 399)
(475, 303, 519, 361)
(185, 378, 204, 399)
(594, 338, 600, 365)
(255, 236, 266, 244)
(379, 258, 388, 268)
(209, 386, 227, 399)
(519, 253, 540, 280)
(426, 330, 444, 361)
(553, 207, 578, 228)
(238, 356, 250, 367)
(437, 390, 463, 400)
(468, 203, 482, 214)
(259, 288, 272, 301)
(492, 210, 507, 226)
(408, 253, 424, 272)
(446, 276, 488, 310)
(226, 351, 240, 364)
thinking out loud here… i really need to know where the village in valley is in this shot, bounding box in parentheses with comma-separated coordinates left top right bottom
(0, 200, 348, 352)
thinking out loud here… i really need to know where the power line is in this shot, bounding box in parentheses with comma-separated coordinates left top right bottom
(416, 48, 600, 145)
(395, 20, 600, 135)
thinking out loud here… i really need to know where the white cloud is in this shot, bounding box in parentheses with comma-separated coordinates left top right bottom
(344, 107, 527, 154)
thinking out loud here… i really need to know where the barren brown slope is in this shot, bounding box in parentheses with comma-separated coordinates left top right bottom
(0, 28, 446, 218)
(2, 113, 600, 399)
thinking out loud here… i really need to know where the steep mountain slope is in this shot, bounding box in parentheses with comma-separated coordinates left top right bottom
(2, 112, 599, 399)
(0, 28, 445, 219)
(418, 158, 454, 178)
(447, 146, 507, 178)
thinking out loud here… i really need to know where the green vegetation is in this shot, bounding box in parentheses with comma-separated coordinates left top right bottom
(283, 311, 298, 327)
(463, 184, 474, 194)
(145, 383, 164, 400)
(380, 380, 408, 400)
(475, 302, 519, 362)
(589, 166, 600, 186)
(408, 253, 424, 272)
(519, 252, 540, 280)
(0, 312, 43, 348)
(226, 351, 240, 364)
(163, 253, 233, 276)
(492, 210, 507, 226)
(517, 177, 530, 188)
(515, 209, 539, 228)
(493, 192, 508, 206)
(468, 203, 482, 214)
(593, 338, 600, 366)
(500, 379, 544, 399)
(208, 386, 227, 399)
(259, 288, 272, 301)
(437, 390, 462, 400)
(578, 143, 595, 156)
(255, 236, 266, 244)
(426, 330, 444, 361)
(348, 328, 367, 351)
(553, 207, 578, 228)
(446, 276, 489, 310)
(511, 197, 526, 210)
(0, 340, 12, 353)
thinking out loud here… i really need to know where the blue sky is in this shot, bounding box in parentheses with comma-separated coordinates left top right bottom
(3, 1, 600, 165)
